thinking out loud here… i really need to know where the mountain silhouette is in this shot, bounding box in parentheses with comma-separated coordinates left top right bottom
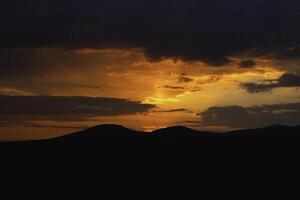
(36, 124, 299, 147)
(49, 125, 223, 143)
(151, 126, 218, 140)
(2, 124, 300, 161)
(2, 124, 300, 147)
(55, 124, 148, 142)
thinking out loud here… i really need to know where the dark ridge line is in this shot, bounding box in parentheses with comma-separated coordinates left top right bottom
(1, 124, 300, 144)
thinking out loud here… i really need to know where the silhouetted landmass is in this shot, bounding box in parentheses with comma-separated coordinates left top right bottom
(36, 124, 300, 148)
(2, 125, 300, 164)
(49, 125, 226, 143)
(2, 124, 300, 147)
(53, 124, 157, 143)
(227, 124, 300, 143)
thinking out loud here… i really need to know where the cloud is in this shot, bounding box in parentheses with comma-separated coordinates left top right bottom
(2, 0, 300, 66)
(198, 103, 300, 129)
(242, 73, 300, 93)
(0, 95, 155, 121)
(197, 75, 222, 85)
(239, 60, 256, 68)
(178, 74, 194, 83)
(155, 108, 192, 113)
(190, 87, 202, 92)
(271, 46, 300, 60)
(164, 85, 185, 90)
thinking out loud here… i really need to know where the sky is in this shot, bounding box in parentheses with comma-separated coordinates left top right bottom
(1, 0, 300, 140)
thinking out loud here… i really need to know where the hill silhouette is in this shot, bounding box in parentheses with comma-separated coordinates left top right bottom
(55, 124, 148, 142)
(2, 124, 300, 147)
(227, 125, 300, 143)
(50, 124, 223, 143)
(2, 124, 300, 161)
(40, 124, 300, 147)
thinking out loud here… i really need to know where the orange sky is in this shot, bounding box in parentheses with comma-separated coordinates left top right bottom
(1, 48, 300, 141)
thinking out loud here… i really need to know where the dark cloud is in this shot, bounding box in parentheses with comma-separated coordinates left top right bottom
(242, 82, 275, 93)
(198, 103, 300, 129)
(178, 74, 194, 83)
(2, 0, 300, 66)
(0, 95, 155, 121)
(164, 85, 185, 90)
(155, 108, 192, 113)
(242, 73, 300, 93)
(198, 76, 222, 85)
(271, 46, 300, 60)
(190, 87, 202, 92)
(239, 60, 256, 68)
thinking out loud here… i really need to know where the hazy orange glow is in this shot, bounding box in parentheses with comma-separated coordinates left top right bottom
(1, 48, 299, 141)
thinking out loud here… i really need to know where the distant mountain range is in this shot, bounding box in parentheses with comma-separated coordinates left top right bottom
(44, 124, 300, 146)
(2, 124, 300, 147)
(2, 124, 300, 161)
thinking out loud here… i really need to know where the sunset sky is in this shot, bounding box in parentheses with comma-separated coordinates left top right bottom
(1, 0, 300, 141)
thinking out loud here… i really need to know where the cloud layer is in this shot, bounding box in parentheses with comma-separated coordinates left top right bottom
(199, 103, 300, 129)
(239, 60, 256, 68)
(0, 95, 155, 121)
(2, 0, 300, 65)
(242, 73, 300, 93)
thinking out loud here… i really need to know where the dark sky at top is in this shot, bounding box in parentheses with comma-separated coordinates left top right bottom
(1, 0, 300, 66)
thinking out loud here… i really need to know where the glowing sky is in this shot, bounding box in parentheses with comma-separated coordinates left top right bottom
(1, 1, 300, 140)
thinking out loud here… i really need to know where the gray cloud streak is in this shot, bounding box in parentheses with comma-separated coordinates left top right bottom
(198, 103, 300, 129)
(242, 73, 300, 93)
(0, 95, 155, 122)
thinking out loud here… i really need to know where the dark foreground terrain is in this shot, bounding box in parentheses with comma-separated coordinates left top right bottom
(2, 125, 299, 195)
(2, 124, 300, 167)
